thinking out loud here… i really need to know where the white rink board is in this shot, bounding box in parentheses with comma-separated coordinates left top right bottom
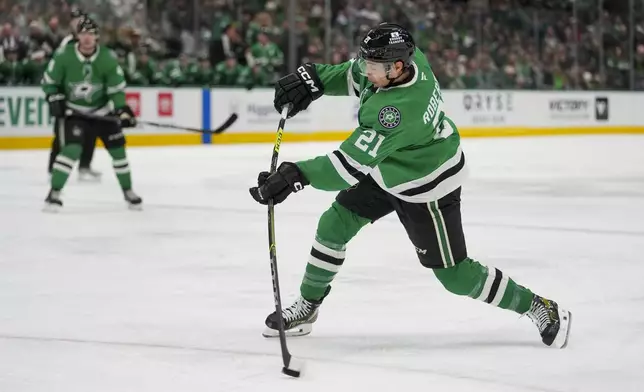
(2, 87, 642, 140)
(209, 88, 356, 134)
(211, 89, 639, 133)
(0, 87, 202, 137)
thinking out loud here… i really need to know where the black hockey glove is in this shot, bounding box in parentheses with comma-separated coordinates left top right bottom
(47, 94, 67, 118)
(249, 162, 309, 205)
(273, 63, 324, 118)
(114, 105, 137, 128)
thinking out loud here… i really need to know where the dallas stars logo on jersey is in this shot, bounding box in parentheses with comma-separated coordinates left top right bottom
(378, 106, 401, 128)
(69, 62, 103, 102)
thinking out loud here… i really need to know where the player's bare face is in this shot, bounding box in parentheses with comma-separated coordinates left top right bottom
(78, 32, 97, 55)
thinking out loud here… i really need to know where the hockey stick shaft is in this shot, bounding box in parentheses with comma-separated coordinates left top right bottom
(138, 115, 237, 134)
(64, 110, 237, 135)
(267, 105, 295, 374)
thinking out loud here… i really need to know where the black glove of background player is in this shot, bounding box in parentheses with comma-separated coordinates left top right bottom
(249, 162, 309, 205)
(273, 63, 324, 118)
(47, 94, 66, 118)
(114, 105, 137, 128)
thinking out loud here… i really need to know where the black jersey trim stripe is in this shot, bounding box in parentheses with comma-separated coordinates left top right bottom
(332, 150, 366, 182)
(310, 247, 345, 266)
(400, 152, 465, 197)
(485, 268, 503, 304)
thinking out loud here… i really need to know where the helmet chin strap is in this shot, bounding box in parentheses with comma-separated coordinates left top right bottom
(384, 63, 396, 86)
(384, 61, 407, 86)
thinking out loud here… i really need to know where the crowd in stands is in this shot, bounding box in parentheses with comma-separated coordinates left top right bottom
(0, 0, 642, 90)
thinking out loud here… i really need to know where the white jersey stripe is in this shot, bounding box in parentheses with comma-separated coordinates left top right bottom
(475, 266, 497, 302)
(327, 152, 359, 187)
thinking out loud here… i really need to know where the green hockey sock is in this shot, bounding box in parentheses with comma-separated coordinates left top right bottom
(300, 202, 371, 301)
(51, 144, 82, 190)
(433, 258, 534, 314)
(107, 147, 132, 190)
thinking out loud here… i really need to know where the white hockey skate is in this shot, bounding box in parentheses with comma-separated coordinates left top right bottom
(527, 295, 572, 349)
(43, 189, 63, 213)
(123, 189, 143, 211)
(263, 286, 331, 338)
(263, 295, 320, 338)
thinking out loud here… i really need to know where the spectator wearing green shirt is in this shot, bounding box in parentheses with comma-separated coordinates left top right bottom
(213, 56, 247, 87)
(248, 32, 283, 83)
(188, 54, 215, 87)
(0, 45, 23, 85)
(164, 53, 192, 86)
(21, 49, 47, 85)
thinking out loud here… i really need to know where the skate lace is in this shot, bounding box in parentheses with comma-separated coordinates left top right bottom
(282, 297, 313, 323)
(527, 300, 554, 333)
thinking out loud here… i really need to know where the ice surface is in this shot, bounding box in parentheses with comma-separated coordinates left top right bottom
(1, 135, 643, 392)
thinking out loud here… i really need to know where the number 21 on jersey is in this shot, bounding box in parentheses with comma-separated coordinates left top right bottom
(354, 129, 385, 157)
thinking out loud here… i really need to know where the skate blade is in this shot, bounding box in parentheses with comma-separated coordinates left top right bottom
(262, 323, 312, 338)
(42, 203, 62, 213)
(554, 308, 572, 349)
(127, 203, 143, 211)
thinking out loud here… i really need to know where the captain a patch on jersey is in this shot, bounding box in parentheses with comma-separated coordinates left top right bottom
(378, 106, 401, 129)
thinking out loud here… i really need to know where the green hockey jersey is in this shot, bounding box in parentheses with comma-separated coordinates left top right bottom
(21, 59, 47, 85)
(296, 48, 466, 203)
(163, 59, 192, 86)
(187, 62, 215, 86)
(249, 42, 283, 72)
(239, 66, 271, 88)
(41, 43, 127, 115)
(213, 62, 247, 86)
(0, 60, 24, 85)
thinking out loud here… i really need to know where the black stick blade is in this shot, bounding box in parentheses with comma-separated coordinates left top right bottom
(282, 367, 301, 378)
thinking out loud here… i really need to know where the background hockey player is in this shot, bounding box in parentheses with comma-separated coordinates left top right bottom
(249, 23, 572, 348)
(42, 16, 141, 211)
(47, 7, 101, 182)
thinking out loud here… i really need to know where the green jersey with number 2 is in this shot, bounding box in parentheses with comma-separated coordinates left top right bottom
(296, 48, 466, 203)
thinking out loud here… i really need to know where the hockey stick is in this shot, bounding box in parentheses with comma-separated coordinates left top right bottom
(64, 110, 237, 135)
(137, 115, 237, 135)
(267, 104, 302, 378)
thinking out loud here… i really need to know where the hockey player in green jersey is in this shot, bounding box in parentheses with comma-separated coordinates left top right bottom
(47, 7, 101, 182)
(42, 16, 142, 211)
(250, 23, 572, 348)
